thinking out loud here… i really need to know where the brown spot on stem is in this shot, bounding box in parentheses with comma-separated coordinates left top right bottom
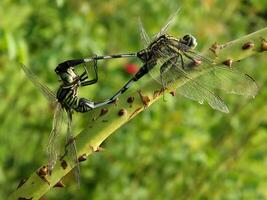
(61, 160, 68, 170)
(17, 178, 28, 189)
(137, 90, 150, 107)
(261, 38, 267, 51)
(78, 154, 87, 162)
(242, 41, 254, 50)
(99, 108, 108, 117)
(127, 96, 135, 104)
(170, 91, 176, 96)
(38, 166, 48, 176)
(36, 166, 50, 185)
(222, 59, 233, 67)
(118, 109, 127, 116)
(53, 180, 65, 188)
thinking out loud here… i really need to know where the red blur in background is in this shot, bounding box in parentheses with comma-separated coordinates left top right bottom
(124, 63, 139, 75)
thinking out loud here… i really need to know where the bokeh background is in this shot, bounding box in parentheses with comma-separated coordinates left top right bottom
(1, 0, 267, 199)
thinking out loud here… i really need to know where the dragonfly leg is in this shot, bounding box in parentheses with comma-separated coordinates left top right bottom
(160, 62, 169, 88)
(80, 58, 99, 86)
(59, 135, 76, 161)
(182, 52, 198, 64)
(181, 54, 185, 69)
(80, 71, 88, 81)
(159, 62, 169, 102)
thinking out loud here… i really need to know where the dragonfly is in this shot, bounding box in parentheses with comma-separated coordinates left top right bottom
(21, 58, 134, 182)
(103, 10, 258, 112)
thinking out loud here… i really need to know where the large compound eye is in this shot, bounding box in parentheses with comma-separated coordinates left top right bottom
(182, 34, 197, 48)
(183, 34, 190, 41)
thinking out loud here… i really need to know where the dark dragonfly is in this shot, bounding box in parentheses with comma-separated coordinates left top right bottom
(21, 57, 136, 181)
(104, 11, 258, 112)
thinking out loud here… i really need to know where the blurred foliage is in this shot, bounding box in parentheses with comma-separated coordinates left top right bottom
(0, 0, 267, 199)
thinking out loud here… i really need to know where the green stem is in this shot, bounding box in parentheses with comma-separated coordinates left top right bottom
(9, 27, 267, 200)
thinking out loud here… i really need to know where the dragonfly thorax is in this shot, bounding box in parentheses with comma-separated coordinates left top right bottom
(137, 34, 174, 63)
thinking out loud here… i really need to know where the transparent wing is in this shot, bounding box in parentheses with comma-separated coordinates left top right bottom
(158, 55, 229, 113)
(66, 111, 80, 185)
(47, 103, 63, 172)
(138, 17, 152, 47)
(20, 64, 57, 102)
(197, 66, 258, 97)
(155, 9, 180, 39)
(146, 41, 213, 86)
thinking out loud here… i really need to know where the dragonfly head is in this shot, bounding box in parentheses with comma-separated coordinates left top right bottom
(180, 34, 197, 49)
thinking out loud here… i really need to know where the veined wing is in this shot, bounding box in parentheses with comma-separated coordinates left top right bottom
(155, 9, 180, 39)
(176, 48, 258, 97)
(177, 42, 257, 98)
(47, 103, 63, 172)
(20, 64, 57, 102)
(66, 110, 80, 185)
(138, 9, 180, 48)
(196, 66, 258, 97)
(138, 17, 152, 47)
(154, 50, 229, 113)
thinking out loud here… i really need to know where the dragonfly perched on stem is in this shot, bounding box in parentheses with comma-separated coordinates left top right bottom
(21, 58, 133, 183)
(104, 10, 258, 112)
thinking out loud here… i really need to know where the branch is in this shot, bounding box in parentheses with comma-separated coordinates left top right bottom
(9, 27, 267, 200)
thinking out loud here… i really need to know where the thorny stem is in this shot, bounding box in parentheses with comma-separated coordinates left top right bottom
(9, 27, 267, 200)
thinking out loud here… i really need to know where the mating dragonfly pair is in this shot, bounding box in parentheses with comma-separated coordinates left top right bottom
(21, 11, 258, 183)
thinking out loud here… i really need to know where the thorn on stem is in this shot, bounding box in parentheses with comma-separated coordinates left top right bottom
(242, 41, 254, 50)
(61, 160, 68, 170)
(118, 109, 127, 116)
(137, 90, 150, 107)
(127, 96, 135, 104)
(170, 91, 176, 96)
(17, 178, 28, 189)
(38, 166, 48, 176)
(53, 180, 65, 188)
(260, 38, 267, 52)
(36, 166, 50, 185)
(78, 154, 87, 162)
(222, 59, 233, 67)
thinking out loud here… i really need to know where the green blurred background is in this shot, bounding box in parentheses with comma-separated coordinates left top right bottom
(1, 0, 267, 199)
